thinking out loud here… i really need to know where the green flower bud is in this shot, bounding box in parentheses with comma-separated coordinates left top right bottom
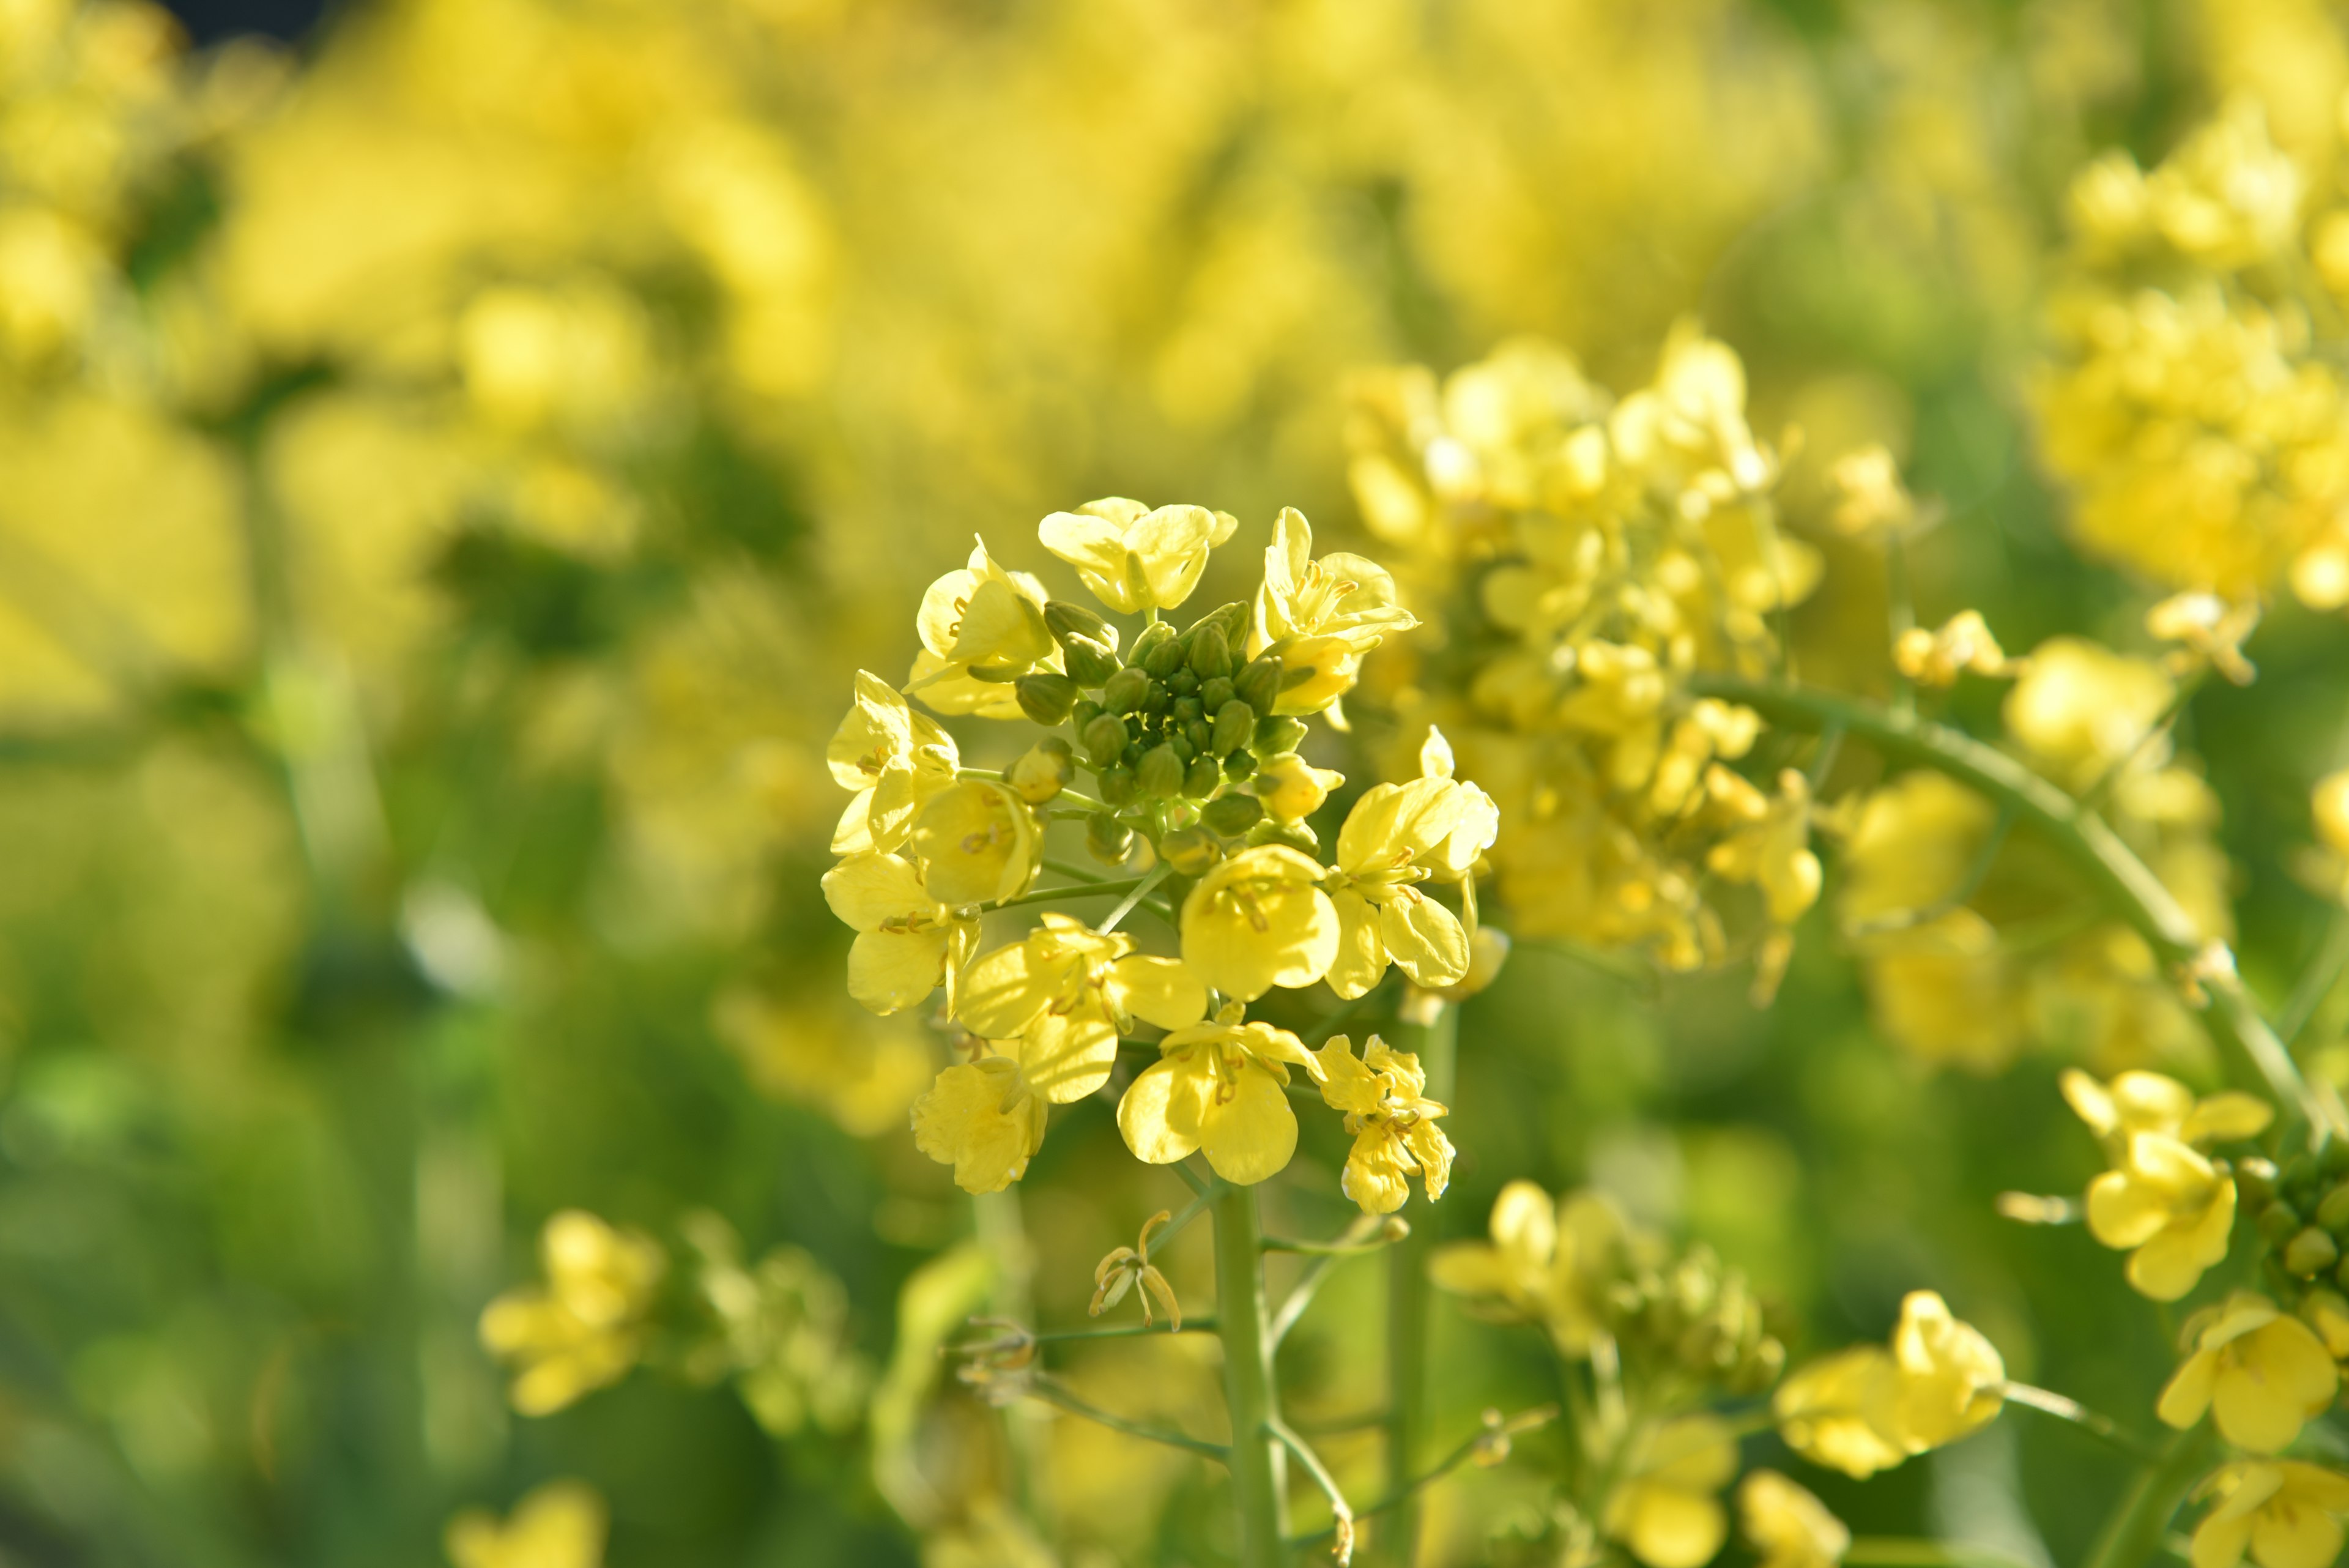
(1189, 622, 1232, 680)
(2259, 1200, 2304, 1243)
(1045, 600, 1115, 649)
(1015, 672, 1079, 725)
(1168, 731, 1197, 763)
(1161, 825, 1222, 876)
(1223, 748, 1257, 781)
(2288, 1227, 2340, 1277)
(1128, 621, 1176, 669)
(1085, 812, 1134, 864)
(1143, 631, 1188, 680)
(1138, 744, 1186, 798)
(1063, 635, 1121, 687)
(1184, 756, 1222, 797)
(1247, 819, 1318, 853)
(1082, 713, 1129, 767)
(1097, 765, 1138, 808)
(1072, 697, 1103, 730)
(1200, 675, 1235, 711)
(1166, 668, 1199, 696)
(1203, 793, 1263, 834)
(1104, 666, 1152, 714)
(2238, 1156, 2280, 1209)
(1184, 719, 1213, 754)
(1187, 601, 1249, 650)
(1212, 700, 1256, 756)
(1234, 655, 1281, 714)
(1171, 695, 1204, 724)
(1255, 714, 1309, 755)
(1142, 685, 1173, 718)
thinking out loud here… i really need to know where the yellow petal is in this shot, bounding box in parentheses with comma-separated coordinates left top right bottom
(1200, 1063, 1299, 1185)
(848, 926, 952, 1014)
(1108, 954, 1209, 1031)
(1342, 1128, 1413, 1214)
(2251, 1501, 2343, 1568)
(1118, 1055, 1210, 1165)
(1020, 1011, 1119, 1104)
(822, 852, 932, 932)
(1325, 886, 1387, 999)
(2183, 1093, 2275, 1145)
(1381, 891, 1471, 987)
(1179, 846, 1338, 1000)
(911, 1061, 1046, 1194)
(956, 941, 1048, 1040)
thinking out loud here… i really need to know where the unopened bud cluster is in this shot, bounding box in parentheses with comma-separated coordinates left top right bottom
(1608, 1241, 1787, 1395)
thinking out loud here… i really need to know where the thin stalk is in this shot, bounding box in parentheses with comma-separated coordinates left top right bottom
(1693, 677, 2329, 1139)
(1382, 1001, 1458, 1564)
(1271, 1250, 1348, 1347)
(1215, 1182, 1288, 1567)
(960, 768, 1111, 813)
(1264, 1225, 1407, 1257)
(1099, 863, 1171, 934)
(1269, 1416, 1354, 1560)
(1029, 1318, 1218, 1345)
(2079, 1421, 2217, 1568)
(1996, 1381, 2156, 1462)
(992, 875, 1154, 912)
(1026, 1377, 1229, 1462)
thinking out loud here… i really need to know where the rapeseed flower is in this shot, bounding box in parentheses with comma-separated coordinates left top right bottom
(1254, 752, 1344, 823)
(908, 538, 1061, 718)
(827, 670, 960, 855)
(1178, 844, 1338, 1001)
(822, 852, 981, 1015)
(1116, 1006, 1322, 1184)
(1249, 507, 1416, 717)
(908, 779, 1041, 907)
(911, 1054, 1050, 1195)
(480, 1213, 664, 1418)
(1313, 1034, 1453, 1214)
(446, 1481, 606, 1568)
(1324, 775, 1481, 999)
(2158, 1293, 2338, 1452)
(1774, 1291, 2003, 1478)
(1603, 1413, 1737, 1568)
(2084, 1131, 2240, 1301)
(2189, 1461, 2349, 1568)
(1738, 1470, 1849, 1568)
(1430, 1180, 1624, 1354)
(1036, 497, 1236, 615)
(956, 915, 1206, 1101)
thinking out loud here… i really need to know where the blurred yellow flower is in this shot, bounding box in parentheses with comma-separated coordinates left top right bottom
(911, 1054, 1050, 1195)
(447, 1481, 606, 1568)
(1178, 844, 1338, 1001)
(2083, 1130, 2238, 1301)
(827, 670, 960, 855)
(1738, 1470, 1849, 1568)
(1116, 1006, 1321, 1184)
(2159, 1293, 2339, 1452)
(908, 779, 1041, 907)
(820, 852, 981, 1015)
(1824, 444, 1918, 539)
(480, 1213, 664, 1418)
(2315, 771, 2349, 859)
(956, 914, 1206, 1102)
(1603, 1413, 1737, 1568)
(1704, 767, 1822, 927)
(1036, 497, 1236, 615)
(2190, 1461, 2349, 1568)
(1313, 1035, 1453, 1214)
(2062, 1068, 2274, 1153)
(1894, 610, 2015, 688)
(1775, 1291, 2003, 1478)
(2003, 637, 2176, 791)
(1430, 1180, 1624, 1354)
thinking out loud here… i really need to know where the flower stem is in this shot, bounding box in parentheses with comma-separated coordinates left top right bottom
(1382, 1000, 1457, 1564)
(1215, 1181, 1289, 1568)
(2078, 1424, 2217, 1568)
(1691, 676, 2330, 1140)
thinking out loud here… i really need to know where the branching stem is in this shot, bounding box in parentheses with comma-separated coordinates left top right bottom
(1025, 1377, 1228, 1461)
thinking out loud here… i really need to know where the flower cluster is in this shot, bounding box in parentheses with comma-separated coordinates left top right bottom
(1344, 328, 1822, 992)
(479, 1210, 665, 1418)
(823, 503, 1497, 1206)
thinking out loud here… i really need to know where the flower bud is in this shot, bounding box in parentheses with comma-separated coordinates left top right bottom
(1200, 675, 1235, 711)
(1190, 600, 1250, 645)
(1234, 655, 1282, 714)
(1171, 695, 1205, 724)
(1189, 622, 1232, 680)
(1184, 756, 1222, 797)
(1082, 713, 1129, 767)
(1202, 793, 1263, 835)
(1138, 744, 1186, 798)
(1015, 672, 1079, 725)
(1127, 620, 1175, 667)
(1143, 631, 1188, 680)
(1044, 599, 1115, 648)
(1103, 666, 1152, 714)
(1212, 699, 1256, 756)
(1223, 748, 1256, 781)
(1247, 818, 1318, 853)
(1063, 635, 1121, 687)
(1097, 765, 1138, 807)
(1086, 813, 1134, 864)
(2238, 1156, 2280, 1209)
(1072, 697, 1103, 730)
(2288, 1227, 2341, 1277)
(1255, 714, 1309, 755)
(1141, 685, 1173, 718)
(1161, 825, 1222, 875)
(1255, 752, 1341, 822)
(1008, 738, 1075, 803)
(1167, 668, 1199, 696)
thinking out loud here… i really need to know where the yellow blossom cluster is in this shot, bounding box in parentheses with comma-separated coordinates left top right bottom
(822, 503, 1496, 1205)
(478, 1210, 665, 1417)
(1345, 328, 1824, 989)
(1772, 1290, 2007, 1481)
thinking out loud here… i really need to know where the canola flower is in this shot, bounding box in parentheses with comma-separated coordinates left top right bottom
(479, 1211, 664, 1418)
(2066, 1068, 2274, 1300)
(1773, 1291, 2005, 1479)
(445, 1481, 606, 1568)
(2190, 1462, 2349, 1568)
(1738, 1471, 1850, 1568)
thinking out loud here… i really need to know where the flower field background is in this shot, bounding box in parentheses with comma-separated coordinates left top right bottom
(9, 1, 2349, 1566)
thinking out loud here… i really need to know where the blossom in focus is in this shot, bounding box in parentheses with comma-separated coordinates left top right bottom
(1314, 1034, 1453, 1214)
(1249, 507, 1416, 716)
(2189, 1461, 2349, 1568)
(2158, 1293, 2338, 1453)
(1255, 751, 1344, 823)
(1738, 1470, 1849, 1568)
(1324, 775, 1481, 999)
(446, 1481, 607, 1568)
(821, 852, 981, 1015)
(1116, 1006, 1323, 1184)
(907, 538, 1062, 718)
(911, 1054, 1050, 1195)
(956, 914, 1206, 1102)
(908, 779, 1041, 907)
(1178, 844, 1338, 1001)
(1036, 497, 1236, 615)
(1602, 1413, 1737, 1568)
(827, 670, 960, 855)
(480, 1213, 664, 1417)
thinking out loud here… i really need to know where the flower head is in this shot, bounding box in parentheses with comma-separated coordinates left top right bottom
(480, 1213, 664, 1417)
(2191, 1460, 2349, 1568)
(1738, 1470, 1849, 1568)
(1116, 1005, 1322, 1184)
(1894, 610, 2016, 689)
(908, 778, 1041, 907)
(957, 913, 1207, 1102)
(1178, 844, 1339, 1001)
(2084, 1131, 2240, 1301)
(907, 538, 1061, 718)
(826, 670, 960, 855)
(2062, 1068, 2273, 1156)
(1889, 1289, 2006, 1448)
(821, 852, 981, 1014)
(1037, 496, 1236, 615)
(1603, 1413, 1737, 1568)
(2159, 1293, 2339, 1453)
(1249, 507, 1416, 715)
(910, 1054, 1050, 1194)
(1313, 1034, 1453, 1214)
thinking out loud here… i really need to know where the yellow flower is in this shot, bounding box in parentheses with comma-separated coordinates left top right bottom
(1089, 1209, 1182, 1331)
(1603, 1413, 1737, 1568)
(2191, 1461, 2349, 1568)
(1313, 1034, 1453, 1214)
(1116, 1005, 1322, 1184)
(1414, 726, 1502, 888)
(1325, 776, 1479, 999)
(1249, 507, 1417, 715)
(1824, 444, 1918, 539)
(1036, 496, 1237, 615)
(447, 1481, 606, 1568)
(907, 538, 1062, 718)
(1703, 767, 1822, 926)
(826, 669, 960, 855)
(2158, 1293, 2339, 1453)
(1178, 844, 1339, 1001)
(1738, 1470, 1849, 1568)
(908, 779, 1041, 907)
(956, 913, 1207, 1101)
(821, 852, 981, 1015)
(1774, 1291, 2003, 1478)
(911, 1054, 1050, 1194)
(1255, 751, 1344, 823)
(1893, 610, 2015, 689)
(2061, 1068, 2274, 1156)
(2084, 1130, 2239, 1301)
(2003, 637, 2175, 791)
(1429, 1180, 1624, 1354)
(480, 1213, 664, 1417)
(2148, 593, 2260, 686)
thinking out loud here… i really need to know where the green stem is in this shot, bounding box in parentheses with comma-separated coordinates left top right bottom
(2280, 908, 2349, 1047)
(1215, 1182, 1288, 1567)
(2078, 1424, 2217, 1568)
(992, 875, 1154, 912)
(1263, 1224, 1406, 1257)
(1030, 1318, 1217, 1345)
(1693, 676, 2329, 1140)
(1025, 1377, 1228, 1461)
(1382, 1001, 1458, 1565)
